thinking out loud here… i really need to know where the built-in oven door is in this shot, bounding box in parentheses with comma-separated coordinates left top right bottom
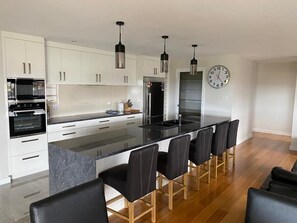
(9, 110, 46, 137)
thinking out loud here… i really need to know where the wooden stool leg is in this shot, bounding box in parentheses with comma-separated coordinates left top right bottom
(168, 180, 173, 211)
(124, 198, 128, 208)
(207, 160, 211, 183)
(233, 146, 236, 166)
(226, 150, 229, 169)
(128, 201, 134, 223)
(158, 173, 163, 189)
(214, 156, 218, 179)
(151, 190, 156, 223)
(183, 173, 188, 199)
(196, 165, 200, 190)
(222, 152, 226, 173)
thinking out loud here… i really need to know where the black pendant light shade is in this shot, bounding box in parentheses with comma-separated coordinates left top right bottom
(160, 35, 169, 73)
(115, 21, 125, 69)
(190, 44, 198, 75)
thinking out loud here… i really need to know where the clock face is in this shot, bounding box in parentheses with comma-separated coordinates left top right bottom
(207, 65, 230, 89)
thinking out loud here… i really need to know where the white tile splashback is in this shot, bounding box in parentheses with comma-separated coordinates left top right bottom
(50, 85, 128, 117)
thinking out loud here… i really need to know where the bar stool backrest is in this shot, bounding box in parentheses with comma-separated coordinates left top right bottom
(127, 144, 159, 201)
(227, 119, 239, 149)
(166, 135, 191, 180)
(212, 122, 229, 156)
(192, 127, 213, 165)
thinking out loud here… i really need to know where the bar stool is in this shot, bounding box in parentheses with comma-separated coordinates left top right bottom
(189, 127, 213, 190)
(98, 144, 159, 223)
(157, 134, 191, 210)
(30, 178, 109, 223)
(211, 121, 229, 179)
(226, 119, 239, 168)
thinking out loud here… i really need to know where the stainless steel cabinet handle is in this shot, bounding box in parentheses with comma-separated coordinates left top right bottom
(99, 120, 109, 123)
(127, 116, 135, 119)
(63, 72, 66, 81)
(22, 155, 39, 161)
(96, 74, 98, 82)
(28, 63, 31, 74)
(21, 138, 39, 143)
(127, 122, 135, 125)
(23, 63, 26, 74)
(126, 76, 128, 83)
(59, 71, 62, 81)
(99, 74, 101, 82)
(62, 124, 76, 128)
(62, 132, 76, 136)
(99, 126, 110, 130)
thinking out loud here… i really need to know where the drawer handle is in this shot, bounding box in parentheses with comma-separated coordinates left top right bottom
(24, 191, 41, 199)
(99, 126, 110, 130)
(21, 138, 39, 143)
(127, 116, 135, 119)
(62, 125, 76, 128)
(22, 155, 39, 161)
(62, 132, 76, 136)
(127, 122, 135, 125)
(99, 120, 110, 123)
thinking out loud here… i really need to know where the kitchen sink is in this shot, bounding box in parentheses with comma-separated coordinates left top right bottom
(157, 119, 193, 127)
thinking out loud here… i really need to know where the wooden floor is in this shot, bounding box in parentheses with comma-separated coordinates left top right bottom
(109, 132, 297, 223)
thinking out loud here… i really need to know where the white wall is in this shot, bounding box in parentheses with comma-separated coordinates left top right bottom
(50, 85, 128, 117)
(253, 62, 296, 136)
(0, 33, 10, 184)
(168, 55, 256, 144)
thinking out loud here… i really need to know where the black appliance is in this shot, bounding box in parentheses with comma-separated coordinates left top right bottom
(143, 78, 164, 124)
(7, 78, 45, 101)
(9, 102, 46, 138)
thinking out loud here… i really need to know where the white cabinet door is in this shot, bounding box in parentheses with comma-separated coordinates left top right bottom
(126, 58, 136, 85)
(46, 47, 63, 84)
(80, 52, 98, 84)
(26, 41, 45, 78)
(61, 49, 81, 84)
(141, 57, 165, 78)
(5, 38, 26, 78)
(98, 54, 113, 85)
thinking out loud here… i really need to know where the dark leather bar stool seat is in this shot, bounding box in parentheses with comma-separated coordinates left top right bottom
(99, 144, 159, 223)
(211, 121, 229, 178)
(157, 134, 190, 210)
(226, 119, 239, 168)
(189, 127, 213, 190)
(30, 178, 109, 223)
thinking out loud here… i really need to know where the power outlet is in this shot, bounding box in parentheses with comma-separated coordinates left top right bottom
(52, 104, 59, 110)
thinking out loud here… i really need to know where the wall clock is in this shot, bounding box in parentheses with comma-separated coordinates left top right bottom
(207, 65, 230, 89)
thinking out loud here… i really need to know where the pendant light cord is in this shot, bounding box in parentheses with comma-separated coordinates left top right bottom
(164, 38, 166, 53)
(119, 25, 122, 43)
(193, 46, 196, 58)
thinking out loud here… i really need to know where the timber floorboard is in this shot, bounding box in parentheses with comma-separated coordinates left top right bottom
(109, 132, 297, 223)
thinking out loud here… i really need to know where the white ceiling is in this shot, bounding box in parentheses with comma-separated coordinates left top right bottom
(1, 0, 297, 61)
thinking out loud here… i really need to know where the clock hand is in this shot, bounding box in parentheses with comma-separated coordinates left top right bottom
(216, 71, 223, 83)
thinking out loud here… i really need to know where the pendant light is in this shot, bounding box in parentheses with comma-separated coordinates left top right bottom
(160, 35, 169, 73)
(190, 44, 198, 75)
(115, 21, 125, 69)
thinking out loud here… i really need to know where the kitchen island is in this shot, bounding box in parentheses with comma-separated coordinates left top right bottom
(48, 115, 229, 195)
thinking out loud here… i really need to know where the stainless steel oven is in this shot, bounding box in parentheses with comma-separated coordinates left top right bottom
(9, 102, 46, 138)
(7, 78, 45, 101)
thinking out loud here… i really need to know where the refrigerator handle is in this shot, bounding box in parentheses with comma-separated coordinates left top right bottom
(148, 93, 151, 117)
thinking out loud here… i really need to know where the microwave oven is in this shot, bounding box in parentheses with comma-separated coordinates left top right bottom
(7, 78, 45, 101)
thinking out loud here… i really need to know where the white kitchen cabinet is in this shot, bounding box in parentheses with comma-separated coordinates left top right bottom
(4, 36, 45, 78)
(113, 58, 136, 85)
(137, 56, 166, 78)
(46, 47, 81, 84)
(80, 52, 113, 85)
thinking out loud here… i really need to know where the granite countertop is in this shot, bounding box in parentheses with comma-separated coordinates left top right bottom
(47, 112, 142, 125)
(49, 115, 229, 160)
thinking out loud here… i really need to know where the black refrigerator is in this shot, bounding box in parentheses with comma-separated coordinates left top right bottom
(143, 79, 164, 124)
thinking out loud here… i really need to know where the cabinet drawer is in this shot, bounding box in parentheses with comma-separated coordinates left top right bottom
(47, 122, 79, 133)
(48, 129, 80, 142)
(10, 134, 47, 156)
(11, 150, 48, 179)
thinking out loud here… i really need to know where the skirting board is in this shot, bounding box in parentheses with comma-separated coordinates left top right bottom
(252, 128, 291, 136)
(0, 177, 11, 185)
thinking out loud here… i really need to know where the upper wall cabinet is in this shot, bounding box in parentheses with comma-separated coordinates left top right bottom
(2, 32, 45, 78)
(80, 52, 113, 85)
(113, 58, 136, 85)
(137, 56, 166, 78)
(46, 47, 81, 84)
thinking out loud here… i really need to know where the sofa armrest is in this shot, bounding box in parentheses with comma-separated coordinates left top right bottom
(269, 181, 297, 200)
(271, 167, 297, 186)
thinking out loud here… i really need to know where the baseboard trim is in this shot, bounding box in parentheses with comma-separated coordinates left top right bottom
(252, 128, 291, 136)
(237, 134, 253, 145)
(0, 177, 11, 185)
